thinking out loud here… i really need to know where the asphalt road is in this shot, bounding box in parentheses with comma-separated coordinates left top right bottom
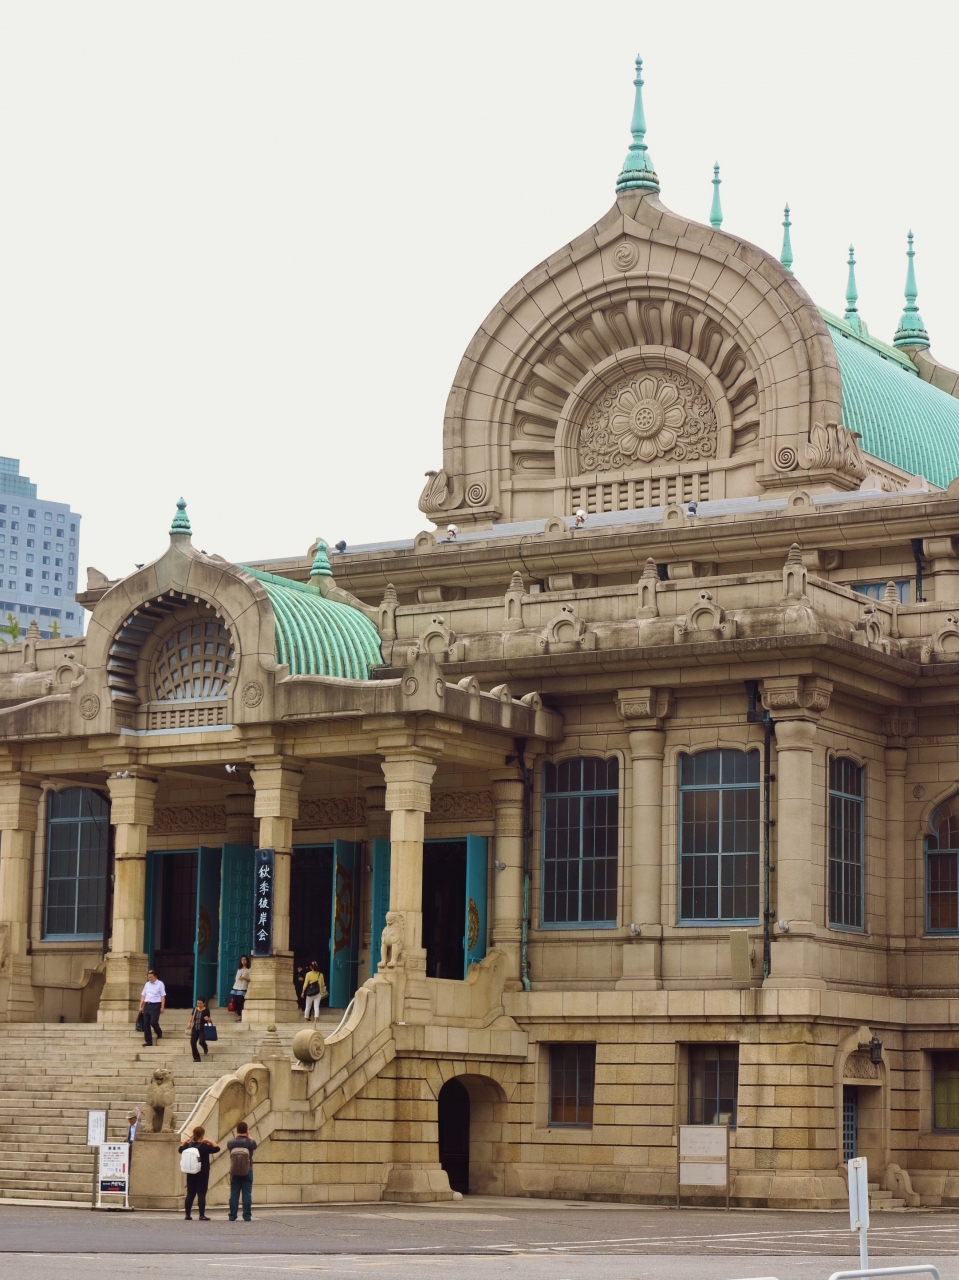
(0, 1199, 955, 1280)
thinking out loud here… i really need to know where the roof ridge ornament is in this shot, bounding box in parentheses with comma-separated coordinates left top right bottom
(310, 539, 333, 578)
(169, 498, 191, 538)
(844, 244, 859, 321)
(709, 163, 723, 229)
(893, 230, 930, 349)
(780, 204, 793, 274)
(616, 55, 660, 195)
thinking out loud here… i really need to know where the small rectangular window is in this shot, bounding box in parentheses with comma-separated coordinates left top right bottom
(688, 1044, 739, 1127)
(933, 1052, 959, 1130)
(548, 1043, 595, 1127)
(829, 758, 864, 930)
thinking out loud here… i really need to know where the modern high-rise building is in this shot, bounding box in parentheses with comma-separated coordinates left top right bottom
(0, 458, 83, 639)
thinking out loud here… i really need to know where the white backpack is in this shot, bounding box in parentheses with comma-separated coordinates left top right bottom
(180, 1146, 201, 1175)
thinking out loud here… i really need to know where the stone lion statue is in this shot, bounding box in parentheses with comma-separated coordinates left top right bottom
(379, 912, 405, 969)
(145, 1067, 176, 1132)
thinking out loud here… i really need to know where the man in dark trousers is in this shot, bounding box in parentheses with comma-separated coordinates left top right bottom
(138, 970, 166, 1046)
(227, 1121, 257, 1222)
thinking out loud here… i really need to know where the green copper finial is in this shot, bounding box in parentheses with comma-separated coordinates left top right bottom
(709, 163, 723, 229)
(169, 497, 191, 537)
(780, 204, 793, 274)
(616, 55, 660, 195)
(310, 539, 332, 577)
(844, 244, 859, 320)
(894, 230, 930, 349)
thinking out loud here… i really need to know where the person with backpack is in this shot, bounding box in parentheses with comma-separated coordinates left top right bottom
(227, 1121, 257, 1221)
(300, 960, 327, 1021)
(178, 1125, 220, 1220)
(185, 996, 212, 1062)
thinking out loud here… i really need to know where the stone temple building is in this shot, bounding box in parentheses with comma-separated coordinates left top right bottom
(4, 55, 959, 1210)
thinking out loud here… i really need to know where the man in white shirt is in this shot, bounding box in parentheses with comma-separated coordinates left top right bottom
(139, 970, 166, 1046)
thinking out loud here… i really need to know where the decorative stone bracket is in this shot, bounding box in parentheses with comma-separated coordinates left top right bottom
(760, 675, 832, 720)
(617, 686, 674, 730)
(674, 591, 736, 643)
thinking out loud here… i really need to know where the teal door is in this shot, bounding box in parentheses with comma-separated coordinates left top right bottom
(370, 838, 391, 976)
(464, 835, 489, 975)
(194, 846, 221, 1006)
(143, 851, 157, 967)
(329, 840, 360, 1008)
(218, 844, 254, 1008)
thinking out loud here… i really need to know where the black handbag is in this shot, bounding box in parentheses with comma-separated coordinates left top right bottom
(203, 1023, 218, 1042)
(135, 1011, 145, 1034)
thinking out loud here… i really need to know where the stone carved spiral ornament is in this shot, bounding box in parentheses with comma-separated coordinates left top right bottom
(578, 370, 717, 472)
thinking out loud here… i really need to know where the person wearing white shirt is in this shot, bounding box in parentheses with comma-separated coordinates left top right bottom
(139, 970, 166, 1046)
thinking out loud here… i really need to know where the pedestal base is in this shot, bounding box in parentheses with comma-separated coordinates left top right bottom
(616, 937, 662, 990)
(130, 1131, 182, 1209)
(98, 953, 148, 1025)
(0, 954, 37, 1022)
(763, 932, 826, 989)
(383, 1163, 454, 1202)
(243, 953, 300, 1025)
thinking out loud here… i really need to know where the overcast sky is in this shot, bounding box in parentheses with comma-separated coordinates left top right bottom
(1, 1, 956, 584)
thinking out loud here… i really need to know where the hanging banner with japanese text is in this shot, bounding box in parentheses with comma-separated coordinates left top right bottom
(252, 848, 274, 957)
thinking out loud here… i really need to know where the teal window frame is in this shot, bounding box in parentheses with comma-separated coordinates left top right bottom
(43, 787, 111, 940)
(828, 757, 864, 931)
(540, 757, 619, 929)
(678, 749, 760, 926)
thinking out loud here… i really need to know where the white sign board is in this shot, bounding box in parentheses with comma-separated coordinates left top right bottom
(677, 1124, 730, 1208)
(679, 1126, 727, 1158)
(96, 1142, 130, 1209)
(87, 1110, 106, 1147)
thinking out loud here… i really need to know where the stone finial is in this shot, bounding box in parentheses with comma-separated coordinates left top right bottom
(894, 231, 930, 349)
(883, 581, 900, 604)
(638, 557, 660, 618)
(780, 204, 794, 274)
(844, 245, 859, 321)
(310, 540, 333, 577)
(710, 163, 723, 229)
(782, 543, 807, 601)
(377, 583, 398, 642)
(504, 570, 525, 631)
(169, 498, 191, 537)
(616, 55, 660, 195)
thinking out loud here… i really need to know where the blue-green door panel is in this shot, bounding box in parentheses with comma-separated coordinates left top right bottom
(464, 835, 489, 975)
(143, 851, 157, 967)
(194, 846, 221, 1007)
(329, 840, 359, 1009)
(218, 845, 254, 1008)
(370, 839, 391, 976)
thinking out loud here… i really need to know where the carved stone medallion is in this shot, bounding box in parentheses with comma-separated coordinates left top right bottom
(79, 694, 100, 720)
(578, 369, 717, 472)
(242, 680, 264, 708)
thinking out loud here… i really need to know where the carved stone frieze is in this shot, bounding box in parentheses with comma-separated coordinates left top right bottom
(152, 805, 226, 834)
(843, 1053, 879, 1081)
(427, 790, 495, 823)
(578, 369, 717, 472)
(295, 796, 367, 829)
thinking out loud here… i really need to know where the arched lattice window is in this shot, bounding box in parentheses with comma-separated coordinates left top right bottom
(926, 796, 959, 933)
(152, 616, 235, 701)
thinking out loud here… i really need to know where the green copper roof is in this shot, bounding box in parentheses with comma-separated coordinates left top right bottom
(823, 309, 959, 488)
(239, 565, 382, 679)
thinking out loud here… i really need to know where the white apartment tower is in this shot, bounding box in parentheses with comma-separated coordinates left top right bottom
(0, 458, 82, 639)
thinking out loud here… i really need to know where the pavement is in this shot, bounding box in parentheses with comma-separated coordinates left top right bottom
(0, 1198, 956, 1280)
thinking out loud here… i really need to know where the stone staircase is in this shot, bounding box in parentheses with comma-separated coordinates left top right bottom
(0, 1014, 341, 1203)
(869, 1181, 906, 1211)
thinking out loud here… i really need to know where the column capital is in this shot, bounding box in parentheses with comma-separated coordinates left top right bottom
(0, 773, 43, 832)
(881, 712, 918, 746)
(761, 675, 832, 721)
(627, 727, 667, 760)
(105, 771, 158, 827)
(381, 753, 438, 813)
(773, 717, 818, 752)
(491, 775, 525, 808)
(617, 686, 674, 729)
(250, 759, 304, 819)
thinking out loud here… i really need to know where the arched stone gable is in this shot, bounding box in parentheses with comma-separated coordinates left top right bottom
(423, 190, 849, 528)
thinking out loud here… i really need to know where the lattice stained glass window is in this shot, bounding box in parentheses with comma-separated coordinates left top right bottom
(542, 757, 618, 926)
(152, 618, 235, 701)
(44, 787, 110, 938)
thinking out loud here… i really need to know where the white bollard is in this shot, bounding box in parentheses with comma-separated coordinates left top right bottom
(848, 1155, 870, 1270)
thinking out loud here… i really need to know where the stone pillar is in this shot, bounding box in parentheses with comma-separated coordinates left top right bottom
(922, 537, 959, 602)
(491, 774, 524, 988)
(362, 784, 388, 981)
(615, 688, 671, 990)
(0, 773, 42, 1022)
(762, 675, 831, 989)
(883, 714, 915, 982)
(99, 770, 158, 1024)
(243, 760, 303, 1026)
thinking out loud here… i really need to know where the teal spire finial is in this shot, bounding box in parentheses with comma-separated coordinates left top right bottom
(616, 55, 660, 195)
(709, 163, 723, 229)
(169, 497, 191, 537)
(894, 230, 930, 349)
(844, 244, 859, 320)
(780, 204, 793, 274)
(310, 539, 332, 578)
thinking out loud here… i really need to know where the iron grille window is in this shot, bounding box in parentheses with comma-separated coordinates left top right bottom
(932, 1052, 959, 1131)
(828, 758, 864, 929)
(925, 798, 959, 933)
(542, 757, 618, 926)
(679, 750, 759, 923)
(548, 1043, 595, 1127)
(842, 1085, 858, 1159)
(43, 788, 110, 938)
(688, 1044, 739, 1127)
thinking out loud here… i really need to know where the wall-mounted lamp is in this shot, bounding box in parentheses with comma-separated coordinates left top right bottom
(629, 923, 641, 936)
(869, 1035, 883, 1065)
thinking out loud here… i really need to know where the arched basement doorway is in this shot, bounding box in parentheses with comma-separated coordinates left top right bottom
(438, 1078, 470, 1194)
(437, 1074, 509, 1196)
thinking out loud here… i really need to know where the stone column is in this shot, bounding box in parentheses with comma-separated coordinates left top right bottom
(491, 774, 524, 988)
(762, 676, 831, 989)
(362, 784, 388, 981)
(99, 770, 158, 1024)
(883, 714, 915, 983)
(243, 760, 303, 1026)
(0, 773, 43, 1022)
(615, 688, 672, 990)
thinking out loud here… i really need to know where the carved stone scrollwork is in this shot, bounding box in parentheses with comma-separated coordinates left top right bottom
(922, 616, 959, 663)
(760, 675, 832, 719)
(843, 1053, 879, 1081)
(578, 369, 717, 473)
(427, 791, 495, 823)
(152, 805, 227, 834)
(801, 420, 867, 480)
(617, 687, 674, 729)
(295, 797, 367, 829)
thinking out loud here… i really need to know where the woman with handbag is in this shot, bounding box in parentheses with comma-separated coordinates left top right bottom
(186, 997, 212, 1062)
(178, 1124, 220, 1220)
(301, 960, 327, 1021)
(230, 954, 252, 1020)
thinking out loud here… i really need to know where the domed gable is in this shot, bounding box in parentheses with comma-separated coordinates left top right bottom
(824, 311, 959, 489)
(239, 565, 382, 679)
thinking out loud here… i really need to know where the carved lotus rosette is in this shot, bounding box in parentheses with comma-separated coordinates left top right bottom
(578, 369, 717, 473)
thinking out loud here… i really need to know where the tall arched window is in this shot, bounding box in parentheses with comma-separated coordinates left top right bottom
(828, 758, 864, 930)
(44, 788, 111, 939)
(926, 796, 959, 934)
(542, 757, 619, 926)
(679, 749, 759, 923)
